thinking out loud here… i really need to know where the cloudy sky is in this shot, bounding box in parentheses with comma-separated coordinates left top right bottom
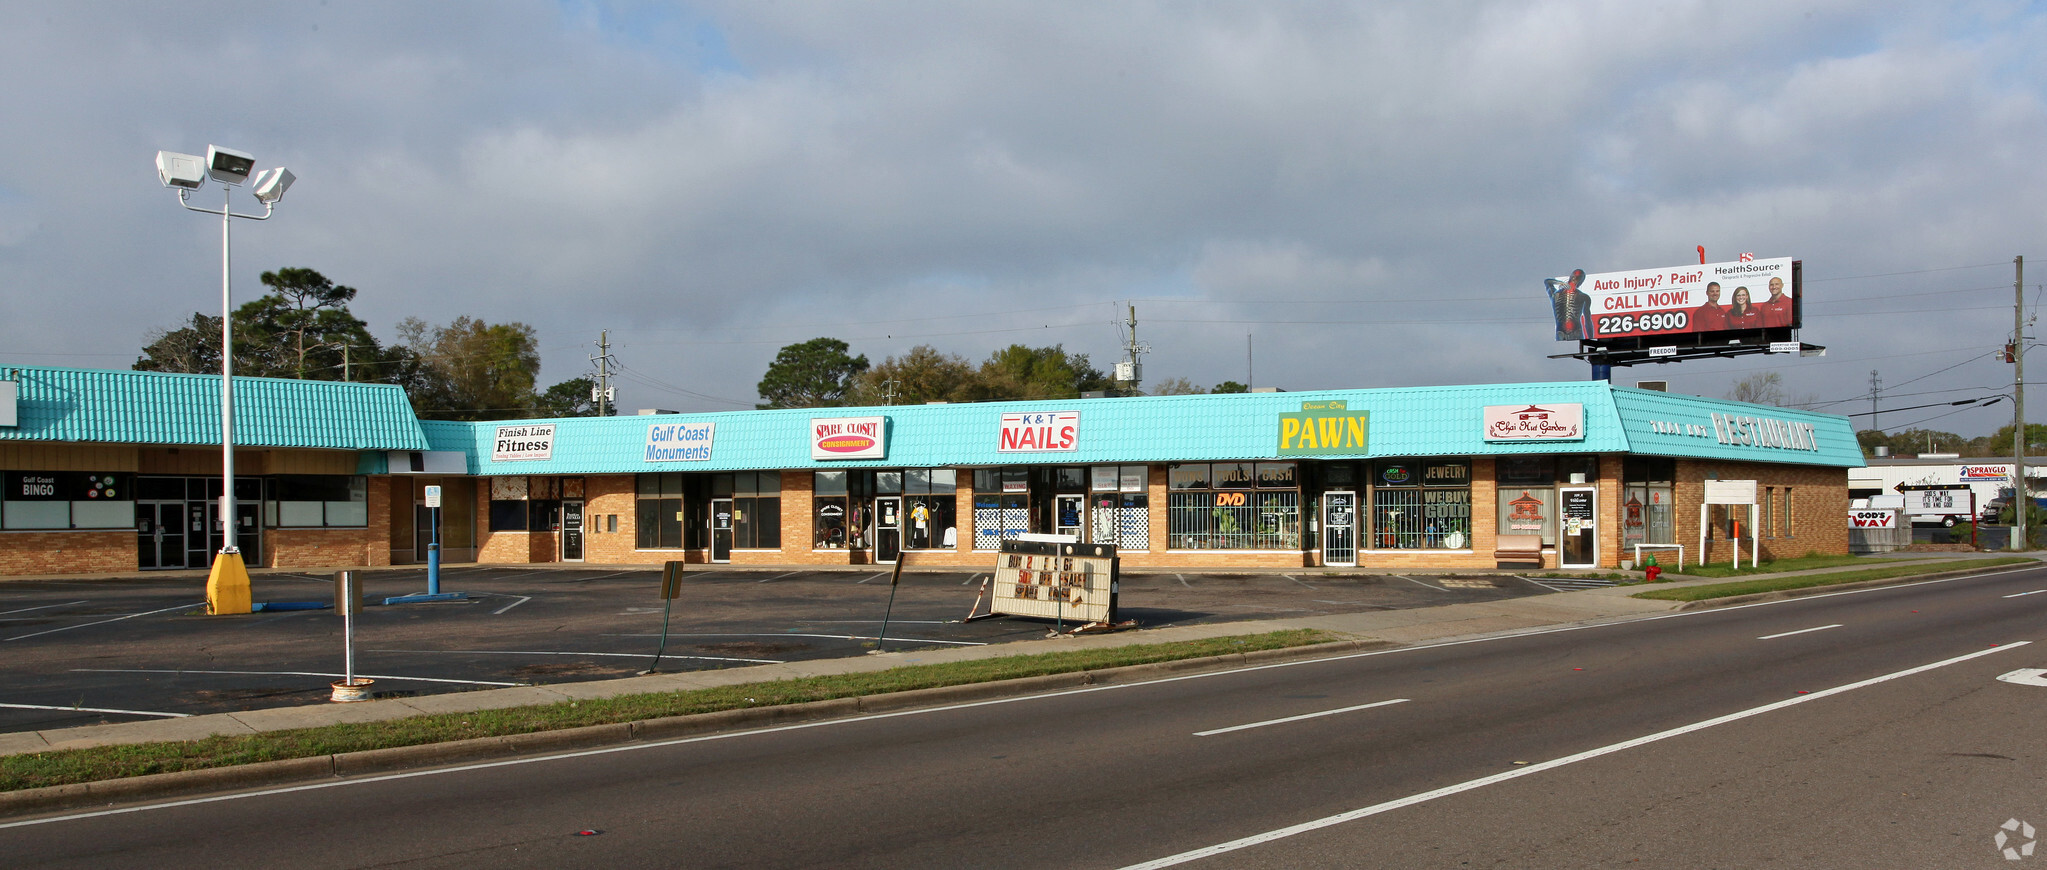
(3, 1, 2042, 438)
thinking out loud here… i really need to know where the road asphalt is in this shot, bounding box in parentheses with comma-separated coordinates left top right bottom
(0, 551, 2033, 815)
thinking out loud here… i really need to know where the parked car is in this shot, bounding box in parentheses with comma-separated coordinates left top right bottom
(1982, 497, 2010, 524)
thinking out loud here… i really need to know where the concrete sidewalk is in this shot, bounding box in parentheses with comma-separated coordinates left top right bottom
(5, 552, 2031, 762)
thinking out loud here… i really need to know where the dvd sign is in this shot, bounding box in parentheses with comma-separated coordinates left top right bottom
(811, 416, 886, 460)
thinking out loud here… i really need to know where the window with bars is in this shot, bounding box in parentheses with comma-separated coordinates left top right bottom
(1370, 488, 1471, 549)
(1167, 491, 1299, 550)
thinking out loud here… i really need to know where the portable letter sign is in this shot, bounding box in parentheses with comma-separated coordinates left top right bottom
(660, 560, 684, 600)
(990, 539, 1118, 623)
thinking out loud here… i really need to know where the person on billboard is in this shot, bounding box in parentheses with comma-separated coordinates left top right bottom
(1693, 282, 1728, 332)
(1545, 269, 1594, 340)
(1725, 285, 1763, 330)
(1759, 276, 1792, 327)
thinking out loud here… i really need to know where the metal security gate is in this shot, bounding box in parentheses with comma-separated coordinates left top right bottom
(1322, 491, 1356, 567)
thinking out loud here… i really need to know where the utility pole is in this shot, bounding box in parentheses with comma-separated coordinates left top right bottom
(590, 331, 615, 417)
(2015, 256, 2027, 550)
(1247, 333, 1254, 390)
(1868, 370, 1881, 432)
(879, 378, 900, 406)
(1114, 303, 1148, 395)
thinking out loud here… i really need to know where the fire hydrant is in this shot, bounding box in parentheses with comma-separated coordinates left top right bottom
(1643, 554, 1662, 583)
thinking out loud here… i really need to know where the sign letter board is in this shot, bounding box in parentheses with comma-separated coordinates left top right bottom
(991, 539, 1118, 624)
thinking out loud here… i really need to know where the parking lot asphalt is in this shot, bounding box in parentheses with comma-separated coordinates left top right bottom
(0, 565, 1571, 735)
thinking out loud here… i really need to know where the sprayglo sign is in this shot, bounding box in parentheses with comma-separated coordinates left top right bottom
(492, 424, 555, 462)
(1961, 465, 2012, 481)
(999, 411, 1079, 452)
(1484, 403, 1585, 441)
(811, 416, 886, 460)
(1278, 402, 1370, 456)
(645, 422, 715, 462)
(1546, 256, 1797, 341)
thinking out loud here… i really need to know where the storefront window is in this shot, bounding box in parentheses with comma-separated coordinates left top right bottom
(814, 471, 849, 548)
(635, 473, 685, 549)
(902, 468, 956, 550)
(1495, 458, 1554, 544)
(726, 471, 781, 550)
(1622, 457, 1675, 549)
(268, 475, 368, 528)
(490, 476, 530, 532)
(1167, 462, 1298, 550)
(1, 471, 135, 530)
(1370, 460, 1470, 549)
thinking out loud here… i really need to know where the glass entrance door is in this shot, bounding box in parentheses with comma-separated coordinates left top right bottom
(711, 498, 734, 563)
(561, 500, 585, 562)
(1055, 494, 1084, 540)
(136, 502, 185, 570)
(1560, 486, 1597, 568)
(1322, 491, 1357, 567)
(874, 496, 901, 564)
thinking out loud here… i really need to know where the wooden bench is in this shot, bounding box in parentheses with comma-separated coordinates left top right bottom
(1493, 534, 1545, 569)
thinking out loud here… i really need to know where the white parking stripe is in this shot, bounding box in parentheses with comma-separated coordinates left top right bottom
(1758, 624, 1843, 640)
(0, 702, 191, 718)
(0, 600, 87, 617)
(759, 571, 803, 583)
(1396, 575, 1448, 591)
(72, 668, 521, 687)
(371, 648, 785, 664)
(1282, 574, 1316, 590)
(2002, 589, 2046, 598)
(1195, 699, 1408, 737)
(605, 632, 987, 647)
(3, 601, 199, 642)
(1117, 642, 2031, 869)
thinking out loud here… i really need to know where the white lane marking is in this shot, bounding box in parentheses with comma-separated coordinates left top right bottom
(1997, 668, 2047, 686)
(2002, 589, 2047, 598)
(0, 702, 191, 718)
(1118, 642, 2032, 869)
(370, 648, 784, 664)
(1195, 699, 1408, 737)
(1396, 575, 1448, 591)
(962, 573, 984, 586)
(71, 668, 521, 687)
(1282, 574, 1316, 590)
(1177, 574, 1192, 588)
(605, 632, 987, 647)
(491, 595, 534, 615)
(1758, 624, 1844, 640)
(856, 572, 890, 584)
(759, 571, 803, 583)
(11, 569, 2037, 831)
(2, 601, 200, 642)
(0, 600, 87, 617)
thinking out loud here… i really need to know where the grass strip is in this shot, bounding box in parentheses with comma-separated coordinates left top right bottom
(1630, 558, 2033, 602)
(1658, 553, 1900, 579)
(1, 629, 1333, 792)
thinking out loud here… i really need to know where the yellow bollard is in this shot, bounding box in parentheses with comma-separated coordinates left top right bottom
(206, 551, 252, 615)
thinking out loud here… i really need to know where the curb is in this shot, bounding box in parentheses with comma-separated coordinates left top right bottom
(0, 638, 1388, 819)
(1669, 561, 2031, 610)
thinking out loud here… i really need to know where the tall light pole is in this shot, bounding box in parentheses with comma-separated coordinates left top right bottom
(156, 147, 294, 614)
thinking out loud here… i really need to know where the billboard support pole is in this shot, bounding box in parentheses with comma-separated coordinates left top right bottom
(2016, 255, 2027, 552)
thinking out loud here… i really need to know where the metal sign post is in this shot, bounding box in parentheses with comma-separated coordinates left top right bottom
(331, 570, 372, 701)
(386, 484, 466, 605)
(871, 555, 906, 654)
(642, 561, 684, 674)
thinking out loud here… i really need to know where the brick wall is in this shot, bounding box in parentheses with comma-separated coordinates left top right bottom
(0, 531, 134, 574)
(1680, 460, 1848, 566)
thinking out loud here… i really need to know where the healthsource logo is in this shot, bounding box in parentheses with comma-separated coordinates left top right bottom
(1997, 819, 2037, 861)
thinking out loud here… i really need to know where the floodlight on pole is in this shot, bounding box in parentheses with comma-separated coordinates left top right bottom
(156, 143, 292, 615)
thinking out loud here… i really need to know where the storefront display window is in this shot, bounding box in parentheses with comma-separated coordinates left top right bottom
(1, 471, 135, 530)
(814, 471, 849, 549)
(1371, 460, 1470, 549)
(1167, 462, 1297, 550)
(902, 468, 956, 550)
(726, 471, 780, 550)
(1623, 457, 1675, 550)
(635, 473, 685, 549)
(268, 475, 368, 528)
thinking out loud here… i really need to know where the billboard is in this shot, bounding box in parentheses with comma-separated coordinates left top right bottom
(1547, 256, 1797, 342)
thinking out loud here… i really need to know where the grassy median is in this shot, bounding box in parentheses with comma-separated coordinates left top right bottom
(1631, 557, 2034, 602)
(0, 629, 1334, 793)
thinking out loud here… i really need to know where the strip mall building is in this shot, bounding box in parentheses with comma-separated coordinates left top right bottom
(0, 366, 1862, 576)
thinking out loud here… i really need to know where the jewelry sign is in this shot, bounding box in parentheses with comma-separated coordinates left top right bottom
(991, 538, 1118, 624)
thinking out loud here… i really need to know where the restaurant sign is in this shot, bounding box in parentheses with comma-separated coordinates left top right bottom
(1484, 403, 1585, 441)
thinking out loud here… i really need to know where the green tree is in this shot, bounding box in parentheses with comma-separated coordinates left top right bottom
(1211, 380, 1250, 394)
(845, 345, 977, 405)
(757, 337, 869, 409)
(397, 316, 545, 420)
(968, 344, 1108, 401)
(134, 313, 224, 374)
(237, 267, 381, 380)
(535, 376, 615, 417)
